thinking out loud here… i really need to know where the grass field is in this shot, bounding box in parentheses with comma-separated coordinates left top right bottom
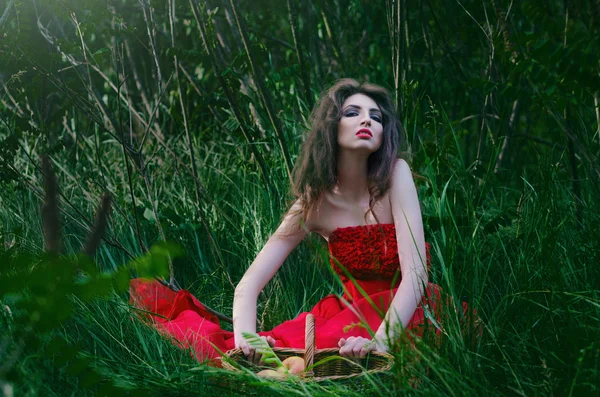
(1, 111, 599, 396)
(1, 0, 599, 395)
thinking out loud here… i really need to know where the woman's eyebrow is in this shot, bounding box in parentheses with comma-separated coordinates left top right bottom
(343, 104, 382, 114)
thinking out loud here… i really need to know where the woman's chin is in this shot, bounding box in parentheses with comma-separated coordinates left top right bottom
(338, 145, 380, 155)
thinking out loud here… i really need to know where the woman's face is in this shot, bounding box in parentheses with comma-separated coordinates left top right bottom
(337, 93, 384, 154)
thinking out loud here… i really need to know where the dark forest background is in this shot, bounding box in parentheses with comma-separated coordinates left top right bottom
(1, 0, 599, 395)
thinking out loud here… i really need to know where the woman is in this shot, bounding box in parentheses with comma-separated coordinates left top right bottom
(130, 78, 465, 367)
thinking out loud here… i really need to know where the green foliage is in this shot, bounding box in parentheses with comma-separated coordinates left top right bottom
(0, 0, 599, 395)
(241, 332, 285, 371)
(0, 242, 183, 395)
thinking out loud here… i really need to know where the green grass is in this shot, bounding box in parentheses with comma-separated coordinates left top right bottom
(1, 119, 598, 395)
(1, 1, 599, 393)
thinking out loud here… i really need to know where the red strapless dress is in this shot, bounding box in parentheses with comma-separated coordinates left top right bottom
(130, 224, 469, 366)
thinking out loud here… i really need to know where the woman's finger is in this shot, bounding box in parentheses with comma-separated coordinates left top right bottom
(247, 344, 257, 363)
(241, 341, 250, 358)
(352, 341, 366, 357)
(352, 338, 368, 354)
(344, 338, 361, 356)
(359, 347, 371, 358)
(340, 337, 373, 358)
(339, 338, 359, 357)
(358, 339, 377, 358)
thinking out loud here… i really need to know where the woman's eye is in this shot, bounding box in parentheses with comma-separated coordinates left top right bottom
(344, 112, 381, 122)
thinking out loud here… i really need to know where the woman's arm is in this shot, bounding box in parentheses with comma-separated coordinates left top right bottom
(374, 159, 428, 348)
(232, 199, 308, 347)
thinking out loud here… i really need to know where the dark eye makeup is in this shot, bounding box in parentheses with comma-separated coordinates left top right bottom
(344, 111, 382, 123)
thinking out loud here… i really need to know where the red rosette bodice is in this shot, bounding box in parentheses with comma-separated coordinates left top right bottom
(328, 223, 431, 282)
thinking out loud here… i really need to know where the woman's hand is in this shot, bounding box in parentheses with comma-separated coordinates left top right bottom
(237, 335, 276, 365)
(338, 336, 388, 358)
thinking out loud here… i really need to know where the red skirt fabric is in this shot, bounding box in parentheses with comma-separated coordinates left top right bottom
(129, 277, 471, 366)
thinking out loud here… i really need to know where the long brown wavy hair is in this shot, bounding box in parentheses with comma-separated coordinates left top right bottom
(290, 78, 406, 229)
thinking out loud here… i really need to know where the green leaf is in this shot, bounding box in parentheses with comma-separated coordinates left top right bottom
(143, 208, 156, 222)
(241, 332, 285, 370)
(92, 47, 110, 56)
(130, 241, 183, 279)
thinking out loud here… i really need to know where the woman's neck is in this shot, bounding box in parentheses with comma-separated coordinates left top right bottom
(335, 150, 370, 202)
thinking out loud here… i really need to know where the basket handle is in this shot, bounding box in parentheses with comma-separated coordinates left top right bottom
(304, 313, 315, 377)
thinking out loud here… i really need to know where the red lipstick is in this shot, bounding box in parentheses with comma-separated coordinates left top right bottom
(356, 128, 372, 138)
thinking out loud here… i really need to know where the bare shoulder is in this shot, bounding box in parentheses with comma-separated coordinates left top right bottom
(388, 157, 420, 215)
(273, 198, 310, 240)
(301, 194, 326, 233)
(390, 158, 414, 186)
(291, 192, 334, 236)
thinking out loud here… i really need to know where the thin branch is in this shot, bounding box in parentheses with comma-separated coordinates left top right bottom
(474, 1, 496, 166)
(41, 155, 61, 255)
(123, 39, 164, 140)
(426, 0, 469, 82)
(385, 0, 406, 111)
(455, 0, 492, 41)
(169, 0, 200, 207)
(545, 106, 600, 180)
(314, 0, 347, 75)
(247, 27, 294, 50)
(114, 38, 176, 288)
(37, 17, 163, 141)
(116, 44, 149, 256)
(306, 3, 324, 85)
(178, 63, 222, 122)
(594, 92, 600, 144)
(457, 113, 500, 123)
(72, 13, 121, 135)
(494, 98, 520, 173)
(189, 0, 274, 194)
(0, 0, 14, 29)
(169, 0, 229, 290)
(511, 133, 565, 150)
(139, 154, 175, 286)
(137, 73, 174, 153)
(139, 0, 163, 96)
(287, 0, 313, 109)
(229, 0, 294, 181)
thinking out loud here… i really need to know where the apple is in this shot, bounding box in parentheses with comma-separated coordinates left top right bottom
(281, 356, 306, 375)
(256, 369, 287, 380)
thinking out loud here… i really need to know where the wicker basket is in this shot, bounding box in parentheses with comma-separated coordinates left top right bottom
(222, 314, 393, 381)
